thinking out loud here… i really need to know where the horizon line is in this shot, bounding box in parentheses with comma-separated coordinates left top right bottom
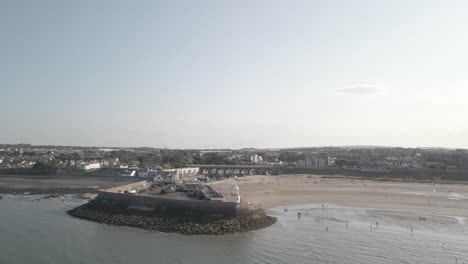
(0, 143, 465, 151)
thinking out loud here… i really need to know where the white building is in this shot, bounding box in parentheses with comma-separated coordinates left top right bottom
(76, 162, 101, 171)
(250, 154, 263, 164)
(158, 167, 200, 183)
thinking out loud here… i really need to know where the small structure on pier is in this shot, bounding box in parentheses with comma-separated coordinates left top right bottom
(231, 185, 240, 204)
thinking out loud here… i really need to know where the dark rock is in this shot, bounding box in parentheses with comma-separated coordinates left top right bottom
(68, 199, 276, 235)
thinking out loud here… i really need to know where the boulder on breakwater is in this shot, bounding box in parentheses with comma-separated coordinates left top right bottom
(68, 197, 276, 235)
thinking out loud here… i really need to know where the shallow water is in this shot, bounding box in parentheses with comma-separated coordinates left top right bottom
(0, 196, 467, 264)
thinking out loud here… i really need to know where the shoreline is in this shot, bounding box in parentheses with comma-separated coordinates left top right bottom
(0, 187, 100, 195)
(1, 173, 468, 193)
(2, 174, 467, 229)
(211, 175, 468, 216)
(3, 192, 463, 228)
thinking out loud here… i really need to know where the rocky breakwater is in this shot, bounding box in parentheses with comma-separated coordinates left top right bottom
(67, 197, 276, 235)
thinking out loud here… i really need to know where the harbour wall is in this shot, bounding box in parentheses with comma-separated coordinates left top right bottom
(96, 181, 238, 217)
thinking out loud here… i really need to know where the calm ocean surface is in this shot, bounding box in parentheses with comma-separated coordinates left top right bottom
(1, 195, 467, 264)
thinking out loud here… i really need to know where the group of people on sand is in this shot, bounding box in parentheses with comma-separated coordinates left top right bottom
(283, 204, 464, 263)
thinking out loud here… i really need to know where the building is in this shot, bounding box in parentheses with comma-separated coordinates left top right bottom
(157, 167, 200, 183)
(250, 154, 263, 164)
(100, 159, 112, 168)
(175, 167, 199, 182)
(297, 154, 329, 168)
(76, 162, 101, 171)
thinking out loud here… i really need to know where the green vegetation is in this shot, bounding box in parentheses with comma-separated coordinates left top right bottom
(278, 152, 306, 162)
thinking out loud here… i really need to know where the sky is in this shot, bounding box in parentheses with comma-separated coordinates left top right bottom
(1, 0, 468, 149)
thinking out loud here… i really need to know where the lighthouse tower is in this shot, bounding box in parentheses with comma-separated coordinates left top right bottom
(231, 185, 240, 204)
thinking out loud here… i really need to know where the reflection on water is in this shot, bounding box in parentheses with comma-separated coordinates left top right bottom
(0, 196, 467, 264)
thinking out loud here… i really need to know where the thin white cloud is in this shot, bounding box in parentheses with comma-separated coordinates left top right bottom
(336, 85, 387, 95)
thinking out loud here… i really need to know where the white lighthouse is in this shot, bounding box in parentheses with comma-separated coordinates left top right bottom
(231, 184, 240, 204)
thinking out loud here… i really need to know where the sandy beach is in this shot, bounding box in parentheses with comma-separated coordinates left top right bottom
(2, 174, 467, 223)
(212, 175, 468, 223)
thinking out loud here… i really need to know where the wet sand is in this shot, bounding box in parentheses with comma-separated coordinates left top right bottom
(212, 175, 468, 222)
(2, 174, 468, 223)
(0, 175, 137, 194)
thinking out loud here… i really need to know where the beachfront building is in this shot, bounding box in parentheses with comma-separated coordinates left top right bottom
(157, 167, 200, 183)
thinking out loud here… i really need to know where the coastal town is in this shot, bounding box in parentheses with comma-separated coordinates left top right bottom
(2, 144, 468, 237)
(4, 0, 468, 262)
(1, 144, 467, 182)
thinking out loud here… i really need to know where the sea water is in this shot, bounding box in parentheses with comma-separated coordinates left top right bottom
(0, 195, 467, 264)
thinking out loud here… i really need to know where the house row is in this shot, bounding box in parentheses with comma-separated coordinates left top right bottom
(153, 167, 200, 184)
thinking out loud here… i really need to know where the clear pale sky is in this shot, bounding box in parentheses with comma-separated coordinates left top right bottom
(2, 0, 467, 149)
